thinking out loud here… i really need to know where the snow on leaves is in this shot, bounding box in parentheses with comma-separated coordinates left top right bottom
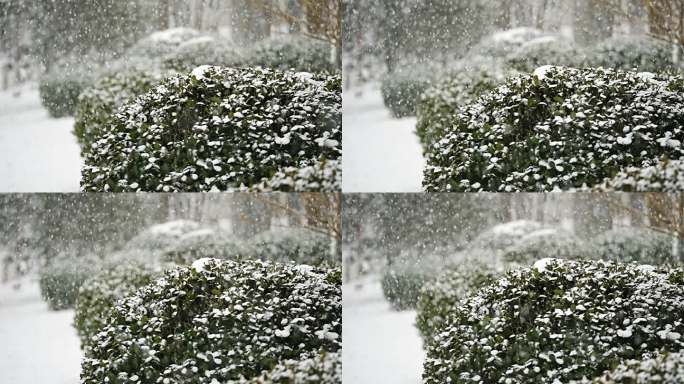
(422, 259, 684, 384)
(81, 66, 341, 192)
(423, 66, 684, 192)
(80, 258, 341, 383)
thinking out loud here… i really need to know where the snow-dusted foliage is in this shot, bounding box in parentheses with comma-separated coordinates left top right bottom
(248, 228, 336, 266)
(161, 229, 247, 265)
(381, 253, 445, 310)
(39, 256, 96, 310)
(246, 350, 341, 384)
(588, 351, 684, 384)
(39, 60, 97, 118)
(583, 35, 680, 73)
(423, 259, 684, 384)
(468, 27, 551, 58)
(469, 220, 545, 252)
(246, 35, 337, 74)
(73, 263, 156, 349)
(74, 70, 167, 152)
(424, 66, 684, 192)
(80, 259, 341, 383)
(505, 37, 582, 73)
(124, 220, 201, 256)
(162, 36, 243, 72)
(589, 227, 678, 266)
(415, 261, 499, 342)
(380, 62, 441, 118)
(598, 159, 684, 192)
(416, 58, 513, 151)
(503, 228, 587, 265)
(250, 158, 341, 192)
(81, 66, 341, 192)
(128, 27, 203, 59)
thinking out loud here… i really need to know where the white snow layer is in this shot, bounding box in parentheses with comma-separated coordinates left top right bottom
(343, 277, 425, 384)
(534, 65, 556, 80)
(0, 86, 82, 192)
(191, 65, 214, 80)
(0, 280, 82, 384)
(342, 85, 425, 192)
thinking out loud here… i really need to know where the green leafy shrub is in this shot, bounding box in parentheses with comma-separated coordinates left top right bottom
(81, 258, 341, 383)
(74, 263, 156, 349)
(416, 59, 511, 151)
(423, 259, 684, 383)
(469, 220, 545, 252)
(380, 60, 446, 118)
(505, 37, 583, 73)
(468, 27, 550, 58)
(598, 159, 684, 192)
(380, 253, 445, 310)
(248, 228, 336, 266)
(81, 66, 341, 192)
(39, 258, 94, 310)
(128, 28, 203, 59)
(39, 68, 96, 118)
(250, 158, 341, 192)
(589, 227, 679, 266)
(424, 66, 684, 192)
(590, 351, 684, 384)
(415, 261, 499, 342)
(583, 35, 680, 73)
(74, 70, 167, 153)
(246, 35, 336, 74)
(502, 228, 588, 265)
(124, 220, 201, 256)
(248, 350, 341, 384)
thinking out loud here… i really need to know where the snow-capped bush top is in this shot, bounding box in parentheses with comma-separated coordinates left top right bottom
(246, 35, 337, 74)
(469, 220, 545, 251)
(587, 351, 684, 384)
(162, 36, 243, 72)
(424, 66, 684, 192)
(506, 37, 583, 73)
(129, 28, 203, 58)
(589, 227, 678, 266)
(583, 35, 681, 73)
(248, 228, 337, 266)
(598, 159, 684, 192)
(469, 27, 553, 58)
(162, 229, 248, 265)
(81, 259, 342, 383)
(81, 66, 341, 192)
(503, 228, 587, 265)
(246, 350, 341, 384)
(423, 259, 684, 384)
(123, 220, 202, 259)
(250, 158, 341, 192)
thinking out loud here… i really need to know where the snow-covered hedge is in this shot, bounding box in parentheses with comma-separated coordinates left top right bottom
(246, 36, 336, 74)
(416, 59, 512, 151)
(128, 28, 203, 59)
(469, 220, 545, 252)
(468, 27, 552, 58)
(250, 158, 341, 192)
(162, 36, 243, 72)
(506, 37, 582, 73)
(423, 259, 684, 383)
(81, 259, 342, 383)
(381, 253, 444, 310)
(598, 159, 684, 192)
(161, 229, 248, 265)
(39, 65, 96, 118)
(583, 35, 680, 73)
(124, 220, 201, 257)
(589, 227, 678, 266)
(247, 351, 341, 384)
(502, 228, 587, 265)
(74, 263, 156, 349)
(81, 66, 341, 192)
(589, 351, 684, 384)
(74, 70, 167, 153)
(248, 228, 336, 267)
(39, 258, 95, 310)
(380, 61, 443, 118)
(415, 261, 499, 342)
(424, 66, 684, 192)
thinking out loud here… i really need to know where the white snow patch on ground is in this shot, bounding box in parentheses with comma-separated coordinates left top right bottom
(343, 276, 425, 384)
(0, 86, 82, 192)
(0, 279, 82, 384)
(342, 85, 425, 192)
